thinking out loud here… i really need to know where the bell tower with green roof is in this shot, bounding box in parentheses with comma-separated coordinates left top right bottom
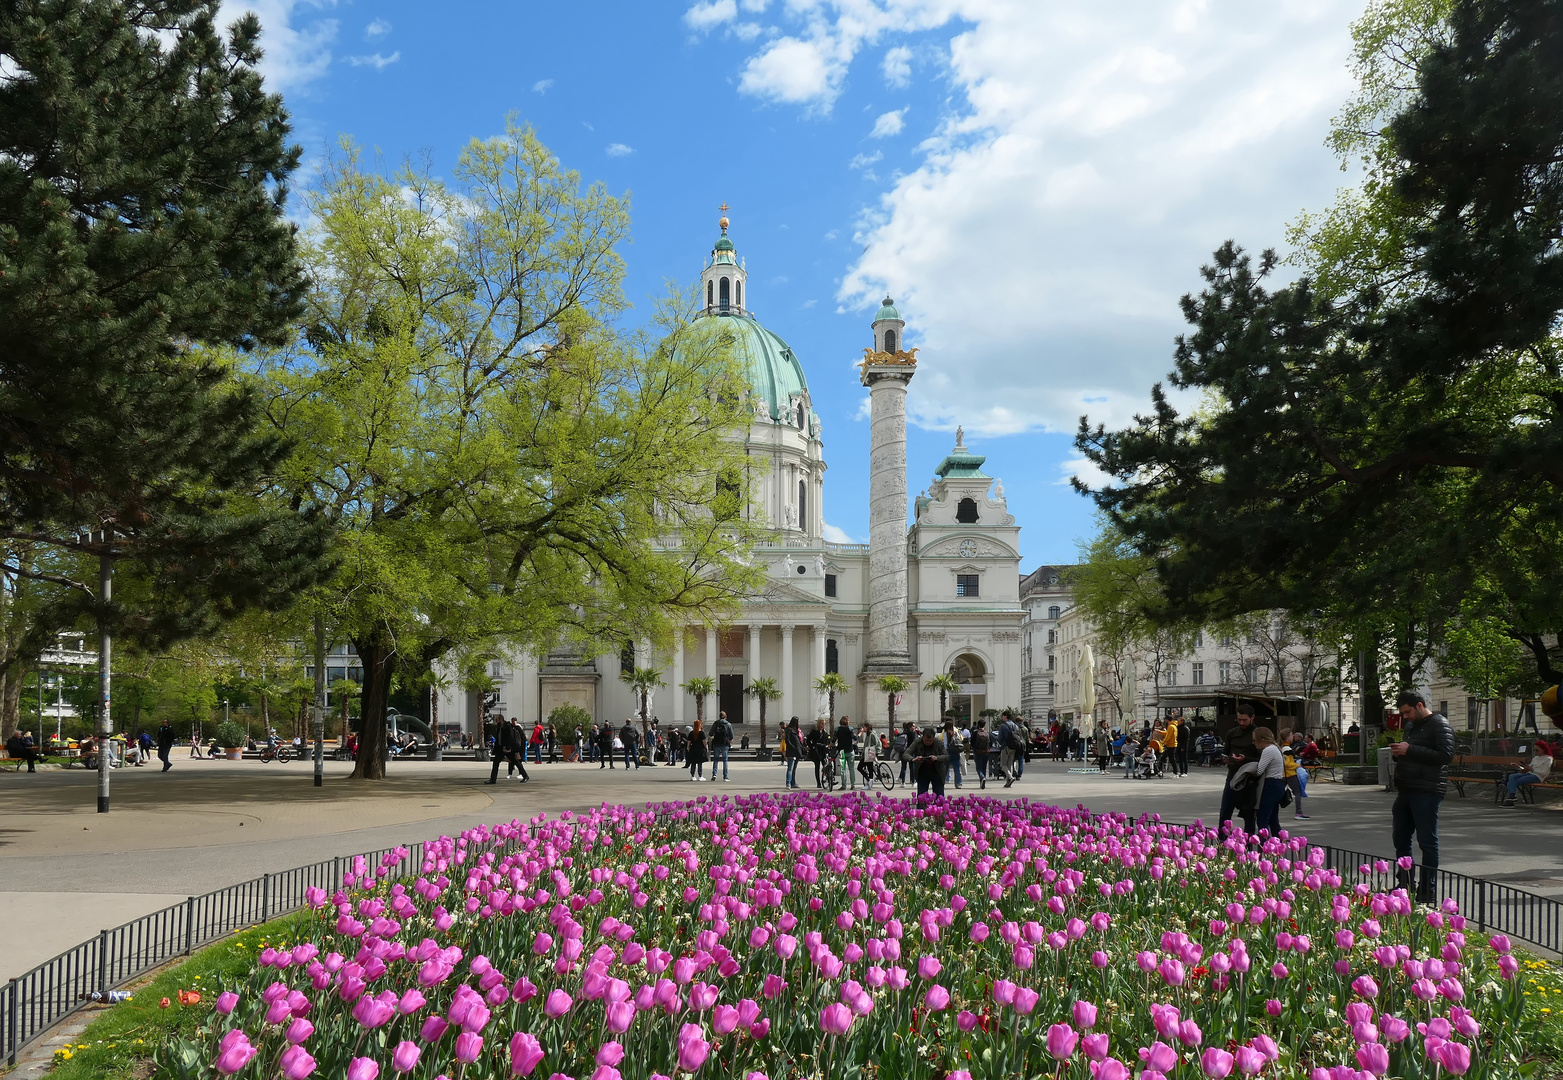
(700, 204, 748, 316)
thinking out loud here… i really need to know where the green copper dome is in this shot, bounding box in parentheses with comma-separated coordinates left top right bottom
(709, 311, 807, 422)
(874, 295, 901, 322)
(714, 236, 735, 252)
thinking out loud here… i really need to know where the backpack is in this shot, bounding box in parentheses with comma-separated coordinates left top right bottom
(714, 718, 733, 746)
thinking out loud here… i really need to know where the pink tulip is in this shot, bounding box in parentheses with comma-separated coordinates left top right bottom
(1082, 1032, 1110, 1061)
(819, 1002, 854, 1035)
(1013, 987, 1040, 1015)
(596, 1041, 625, 1067)
(1091, 1060, 1130, 1080)
(957, 1010, 979, 1032)
(1073, 1000, 1098, 1028)
(215, 1031, 258, 1076)
(455, 1033, 483, 1064)
(1351, 975, 1379, 999)
(285, 1018, 314, 1044)
(992, 979, 1017, 1006)
(280, 1044, 317, 1080)
(712, 1005, 740, 1035)
(917, 955, 942, 979)
(1264, 999, 1282, 1018)
(511, 1032, 545, 1076)
(1140, 1041, 1177, 1073)
(1199, 1048, 1234, 1078)
(1233, 1046, 1264, 1076)
(605, 999, 635, 1034)
(215, 991, 240, 1015)
(544, 989, 573, 1018)
(421, 1015, 449, 1042)
(1178, 1020, 1203, 1048)
(346, 1059, 379, 1080)
(1434, 1041, 1471, 1075)
(391, 1041, 421, 1074)
(925, 984, 951, 1011)
(677, 1028, 710, 1072)
(1046, 1024, 1079, 1060)
(1355, 1042, 1389, 1076)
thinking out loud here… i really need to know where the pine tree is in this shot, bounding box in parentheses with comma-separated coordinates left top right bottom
(0, 0, 332, 666)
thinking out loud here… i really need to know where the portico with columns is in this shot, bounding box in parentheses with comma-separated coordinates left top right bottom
(433, 215, 1021, 745)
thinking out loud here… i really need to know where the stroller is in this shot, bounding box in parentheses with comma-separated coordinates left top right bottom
(1125, 733, 1163, 779)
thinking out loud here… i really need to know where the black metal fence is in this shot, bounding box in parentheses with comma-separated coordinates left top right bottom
(1, 839, 431, 1066)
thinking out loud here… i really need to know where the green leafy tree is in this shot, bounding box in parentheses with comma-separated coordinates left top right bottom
(261, 127, 760, 778)
(744, 676, 783, 748)
(877, 675, 909, 732)
(924, 673, 960, 723)
(0, 0, 332, 672)
(1076, 0, 1563, 688)
(814, 672, 850, 725)
(682, 676, 717, 728)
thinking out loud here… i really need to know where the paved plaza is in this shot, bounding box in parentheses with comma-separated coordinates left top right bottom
(1, 754, 1558, 981)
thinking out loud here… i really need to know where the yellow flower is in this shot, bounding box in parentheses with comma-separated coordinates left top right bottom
(56, 1050, 72, 1060)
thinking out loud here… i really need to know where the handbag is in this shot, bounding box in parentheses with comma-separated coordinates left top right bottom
(1280, 786, 1294, 808)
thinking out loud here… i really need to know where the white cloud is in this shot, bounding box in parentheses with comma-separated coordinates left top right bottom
(733, 21, 764, 40)
(848, 150, 882, 170)
(705, 0, 1362, 436)
(882, 45, 913, 87)
(533, 78, 554, 93)
(684, 0, 737, 31)
(1057, 455, 1114, 491)
(869, 108, 906, 138)
(345, 51, 399, 69)
(364, 18, 391, 39)
(606, 143, 635, 157)
(822, 521, 861, 544)
(218, 1, 339, 92)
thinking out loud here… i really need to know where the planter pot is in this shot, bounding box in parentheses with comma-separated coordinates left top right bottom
(754, 747, 774, 762)
(225, 747, 243, 761)
(1340, 765, 1378, 785)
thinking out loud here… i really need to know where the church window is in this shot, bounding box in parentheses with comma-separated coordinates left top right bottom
(706, 280, 713, 307)
(826, 639, 839, 674)
(824, 574, 837, 597)
(798, 480, 806, 528)
(956, 498, 979, 523)
(620, 644, 635, 675)
(797, 402, 805, 428)
(956, 574, 980, 597)
(1047, 653, 1055, 670)
(736, 280, 742, 308)
(884, 329, 897, 353)
(720, 277, 730, 308)
(1048, 605, 1061, 620)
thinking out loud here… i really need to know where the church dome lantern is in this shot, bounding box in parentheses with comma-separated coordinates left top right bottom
(872, 295, 906, 356)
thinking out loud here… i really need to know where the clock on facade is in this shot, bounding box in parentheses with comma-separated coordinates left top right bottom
(958, 539, 977, 558)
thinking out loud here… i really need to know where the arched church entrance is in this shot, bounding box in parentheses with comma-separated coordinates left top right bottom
(948, 654, 987, 726)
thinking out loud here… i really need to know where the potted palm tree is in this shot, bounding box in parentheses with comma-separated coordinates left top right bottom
(925, 672, 960, 725)
(620, 666, 665, 751)
(814, 672, 850, 725)
(744, 676, 783, 756)
(877, 675, 909, 732)
(682, 676, 717, 728)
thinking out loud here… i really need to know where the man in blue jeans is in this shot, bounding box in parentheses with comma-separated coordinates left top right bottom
(1388, 691, 1454, 904)
(709, 712, 733, 781)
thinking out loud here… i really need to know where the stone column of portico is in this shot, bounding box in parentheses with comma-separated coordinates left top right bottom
(780, 626, 794, 731)
(861, 357, 918, 678)
(671, 631, 685, 728)
(747, 626, 762, 729)
(705, 629, 717, 684)
(812, 626, 827, 720)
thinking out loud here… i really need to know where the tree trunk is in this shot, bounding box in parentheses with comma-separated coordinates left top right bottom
(351, 633, 396, 780)
(758, 701, 767, 749)
(1359, 637, 1384, 758)
(0, 667, 21, 741)
(887, 693, 896, 731)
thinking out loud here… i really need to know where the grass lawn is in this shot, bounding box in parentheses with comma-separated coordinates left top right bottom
(38, 912, 314, 1080)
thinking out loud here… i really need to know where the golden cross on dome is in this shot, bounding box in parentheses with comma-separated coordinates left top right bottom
(718, 202, 730, 234)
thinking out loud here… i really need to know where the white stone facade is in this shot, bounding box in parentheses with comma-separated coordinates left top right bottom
(433, 223, 1023, 740)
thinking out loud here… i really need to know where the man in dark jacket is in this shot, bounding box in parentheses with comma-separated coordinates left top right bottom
(909, 727, 949, 797)
(1218, 704, 1259, 833)
(709, 711, 733, 781)
(619, 721, 641, 769)
(1389, 691, 1454, 902)
(485, 714, 515, 784)
(156, 720, 176, 772)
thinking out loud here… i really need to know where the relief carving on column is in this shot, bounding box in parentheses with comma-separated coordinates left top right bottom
(844, 634, 859, 644)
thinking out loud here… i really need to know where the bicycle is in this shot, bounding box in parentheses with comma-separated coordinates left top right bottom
(820, 755, 840, 791)
(872, 760, 895, 792)
(258, 744, 292, 763)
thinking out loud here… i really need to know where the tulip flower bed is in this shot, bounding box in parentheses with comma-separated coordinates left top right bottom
(154, 794, 1538, 1080)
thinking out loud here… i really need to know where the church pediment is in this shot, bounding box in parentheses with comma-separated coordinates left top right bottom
(919, 535, 1018, 560)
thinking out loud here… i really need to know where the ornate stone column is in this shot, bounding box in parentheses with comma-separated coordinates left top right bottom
(861, 356, 918, 677)
(780, 625, 794, 729)
(671, 630, 685, 728)
(705, 629, 717, 684)
(812, 625, 827, 720)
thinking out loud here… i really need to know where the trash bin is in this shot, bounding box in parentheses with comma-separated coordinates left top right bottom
(1377, 745, 1395, 790)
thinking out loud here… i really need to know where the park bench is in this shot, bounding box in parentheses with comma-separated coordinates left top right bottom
(1449, 753, 1563, 804)
(1302, 752, 1338, 783)
(1, 748, 25, 771)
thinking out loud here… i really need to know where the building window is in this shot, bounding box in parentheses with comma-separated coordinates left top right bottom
(719, 277, 730, 308)
(706, 280, 713, 306)
(826, 639, 839, 674)
(1467, 696, 1478, 729)
(1047, 654, 1055, 670)
(1194, 630, 1203, 647)
(620, 645, 635, 675)
(956, 498, 979, 523)
(1219, 634, 1233, 648)
(824, 573, 837, 597)
(1048, 680, 1055, 695)
(1164, 663, 1177, 684)
(1218, 661, 1232, 683)
(1192, 662, 1204, 686)
(956, 574, 980, 597)
(1048, 605, 1061, 620)
(798, 479, 806, 528)
(735, 280, 742, 308)
(884, 329, 897, 353)
(797, 402, 805, 428)
(1047, 629, 1056, 644)
(1243, 661, 1259, 683)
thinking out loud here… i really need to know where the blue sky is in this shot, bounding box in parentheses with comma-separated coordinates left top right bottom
(232, 0, 1368, 569)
